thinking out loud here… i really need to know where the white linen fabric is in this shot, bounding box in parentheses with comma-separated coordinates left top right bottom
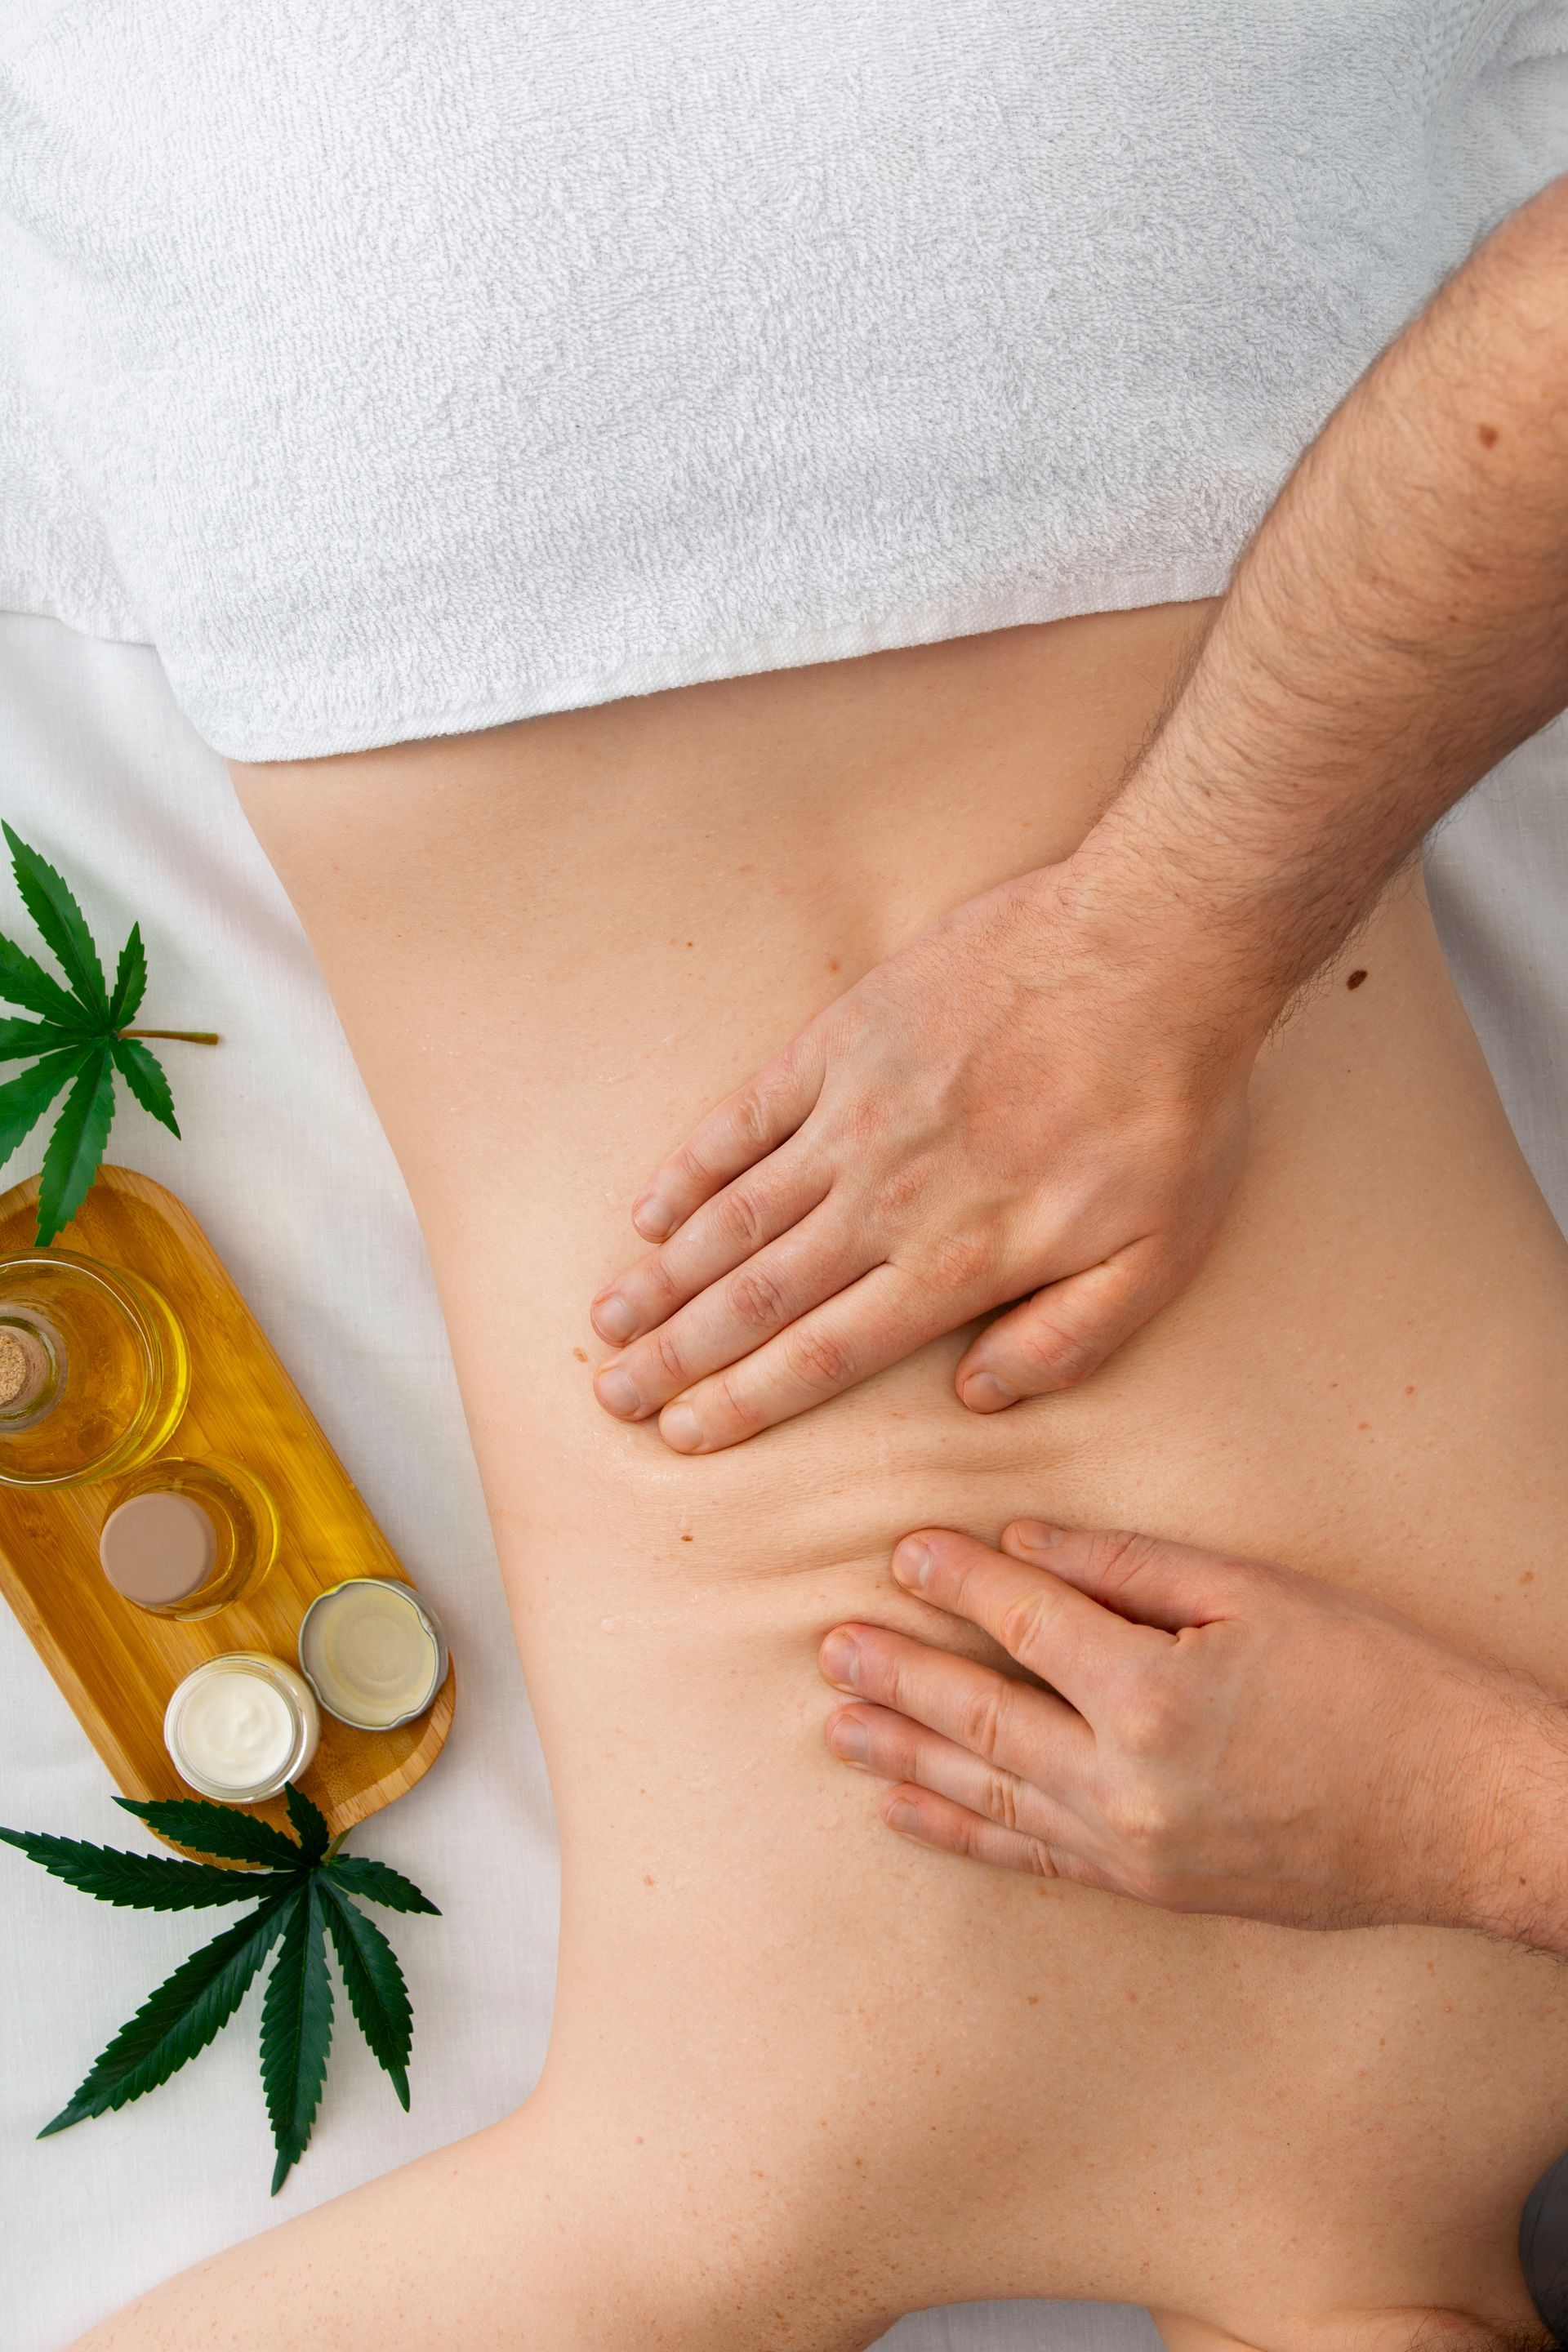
(1, 1, 1566, 763)
(0, 609, 1176, 2352)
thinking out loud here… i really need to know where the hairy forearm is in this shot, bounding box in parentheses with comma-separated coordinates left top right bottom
(1071, 171, 1568, 1043)
(1468, 1690, 1568, 1960)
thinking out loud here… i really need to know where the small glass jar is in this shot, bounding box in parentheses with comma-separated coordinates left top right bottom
(0, 1252, 189, 1488)
(98, 1454, 279, 1619)
(163, 1653, 320, 1805)
(298, 1578, 448, 1731)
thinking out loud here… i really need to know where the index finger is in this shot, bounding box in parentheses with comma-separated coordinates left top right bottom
(891, 1526, 1171, 1717)
(629, 1037, 824, 1243)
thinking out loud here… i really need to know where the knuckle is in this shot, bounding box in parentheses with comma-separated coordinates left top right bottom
(1087, 1528, 1168, 1599)
(785, 1323, 857, 1393)
(728, 1089, 773, 1152)
(1013, 1316, 1102, 1387)
(1106, 1781, 1181, 1854)
(922, 1227, 998, 1296)
(960, 1678, 1011, 1764)
(1116, 1681, 1183, 1761)
(849, 1096, 884, 1148)
(984, 1766, 1022, 1834)
(874, 1160, 925, 1217)
(652, 1330, 688, 1387)
(728, 1264, 788, 1332)
(996, 1591, 1054, 1673)
(716, 1185, 768, 1249)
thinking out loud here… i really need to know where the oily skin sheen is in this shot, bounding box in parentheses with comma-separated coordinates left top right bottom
(75, 602, 1568, 2352)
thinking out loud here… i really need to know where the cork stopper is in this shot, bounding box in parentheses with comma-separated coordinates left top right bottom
(0, 1323, 53, 1417)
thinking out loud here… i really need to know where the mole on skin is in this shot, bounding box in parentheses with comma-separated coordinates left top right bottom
(1347, 969, 1369, 990)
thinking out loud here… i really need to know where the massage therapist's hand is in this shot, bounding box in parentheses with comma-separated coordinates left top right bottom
(589, 858, 1263, 1452)
(820, 1521, 1568, 1947)
(593, 176, 1568, 1452)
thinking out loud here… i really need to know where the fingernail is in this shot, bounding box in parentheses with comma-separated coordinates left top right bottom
(592, 1293, 636, 1344)
(893, 1539, 931, 1589)
(961, 1371, 1018, 1411)
(820, 1633, 861, 1688)
(595, 1367, 641, 1417)
(1009, 1520, 1059, 1555)
(661, 1401, 701, 1451)
(632, 1192, 674, 1240)
(885, 1798, 920, 1836)
(827, 1717, 870, 1762)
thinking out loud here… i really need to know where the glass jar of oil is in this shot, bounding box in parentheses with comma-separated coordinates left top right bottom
(0, 1252, 190, 1487)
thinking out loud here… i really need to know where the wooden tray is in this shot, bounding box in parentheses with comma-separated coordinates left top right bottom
(0, 1165, 453, 1853)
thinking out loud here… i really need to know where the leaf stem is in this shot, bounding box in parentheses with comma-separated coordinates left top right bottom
(118, 1028, 220, 1045)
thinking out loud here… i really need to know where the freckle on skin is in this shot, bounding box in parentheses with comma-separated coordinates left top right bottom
(643, 1873, 657, 1886)
(682, 1533, 693, 1542)
(572, 1348, 587, 1362)
(828, 958, 841, 973)
(1477, 423, 1499, 448)
(1521, 1570, 1535, 1585)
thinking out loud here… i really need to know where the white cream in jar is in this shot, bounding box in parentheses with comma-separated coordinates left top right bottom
(163, 1653, 319, 1803)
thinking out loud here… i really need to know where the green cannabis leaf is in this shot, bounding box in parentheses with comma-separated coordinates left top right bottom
(0, 824, 218, 1245)
(0, 1784, 439, 2194)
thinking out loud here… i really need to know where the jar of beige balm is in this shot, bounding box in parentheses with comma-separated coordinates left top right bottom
(163, 1654, 319, 1804)
(298, 1579, 447, 1731)
(99, 1456, 279, 1620)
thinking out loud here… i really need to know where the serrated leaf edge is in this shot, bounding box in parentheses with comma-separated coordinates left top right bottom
(2, 823, 108, 1017)
(323, 1852, 441, 1915)
(35, 1046, 116, 1245)
(114, 1793, 305, 1871)
(319, 1880, 412, 2109)
(0, 1825, 298, 1911)
(41, 1889, 298, 2136)
(109, 923, 147, 1027)
(260, 1879, 334, 2194)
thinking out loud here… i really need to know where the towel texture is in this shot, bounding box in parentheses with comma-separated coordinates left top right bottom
(2, 1, 1566, 763)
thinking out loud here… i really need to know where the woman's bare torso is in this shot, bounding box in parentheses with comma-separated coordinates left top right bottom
(94, 601, 1568, 2352)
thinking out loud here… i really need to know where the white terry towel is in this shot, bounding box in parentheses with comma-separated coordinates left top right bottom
(1, 0, 1566, 764)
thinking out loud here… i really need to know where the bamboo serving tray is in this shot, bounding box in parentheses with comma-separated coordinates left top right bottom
(0, 1165, 454, 1854)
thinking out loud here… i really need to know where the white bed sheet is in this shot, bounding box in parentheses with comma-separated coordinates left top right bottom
(0, 607, 1563, 2352)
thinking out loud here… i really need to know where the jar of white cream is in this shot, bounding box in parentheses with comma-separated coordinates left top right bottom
(163, 1652, 320, 1804)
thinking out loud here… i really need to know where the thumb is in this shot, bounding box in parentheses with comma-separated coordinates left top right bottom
(954, 1241, 1175, 1410)
(999, 1520, 1254, 1633)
